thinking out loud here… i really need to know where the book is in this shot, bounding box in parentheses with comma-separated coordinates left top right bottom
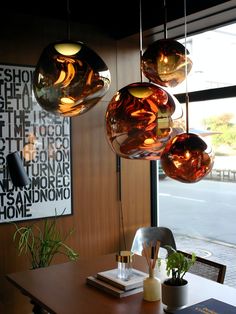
(86, 276, 143, 298)
(174, 298, 236, 313)
(96, 268, 148, 291)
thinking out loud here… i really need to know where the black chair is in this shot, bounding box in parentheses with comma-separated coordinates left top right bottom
(178, 250, 226, 284)
(131, 226, 176, 257)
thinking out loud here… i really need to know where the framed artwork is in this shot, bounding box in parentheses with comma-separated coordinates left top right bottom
(0, 64, 72, 223)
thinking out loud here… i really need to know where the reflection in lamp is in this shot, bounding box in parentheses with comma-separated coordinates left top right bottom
(22, 133, 38, 162)
(22, 143, 36, 162)
(48, 143, 57, 159)
(6, 152, 30, 187)
(33, 40, 111, 117)
(105, 82, 176, 160)
(160, 133, 214, 183)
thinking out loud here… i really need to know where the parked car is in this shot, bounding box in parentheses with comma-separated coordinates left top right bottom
(159, 164, 167, 179)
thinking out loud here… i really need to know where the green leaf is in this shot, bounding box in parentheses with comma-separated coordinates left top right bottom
(12, 209, 79, 269)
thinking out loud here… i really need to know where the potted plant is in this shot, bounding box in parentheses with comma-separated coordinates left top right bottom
(161, 246, 196, 313)
(13, 213, 79, 269)
(13, 211, 79, 314)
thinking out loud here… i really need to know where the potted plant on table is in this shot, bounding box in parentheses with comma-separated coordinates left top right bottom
(161, 246, 196, 313)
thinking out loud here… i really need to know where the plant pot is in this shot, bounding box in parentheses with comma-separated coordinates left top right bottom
(161, 279, 188, 313)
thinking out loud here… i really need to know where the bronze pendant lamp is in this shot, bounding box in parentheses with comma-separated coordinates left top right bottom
(33, 0, 111, 117)
(105, 0, 177, 160)
(141, 0, 192, 88)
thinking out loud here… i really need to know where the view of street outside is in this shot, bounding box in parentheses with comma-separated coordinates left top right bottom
(157, 22, 236, 287)
(159, 172, 236, 288)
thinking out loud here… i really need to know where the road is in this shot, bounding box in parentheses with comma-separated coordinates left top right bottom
(158, 178, 236, 246)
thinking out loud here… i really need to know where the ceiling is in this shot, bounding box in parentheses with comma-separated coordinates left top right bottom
(6, 0, 231, 39)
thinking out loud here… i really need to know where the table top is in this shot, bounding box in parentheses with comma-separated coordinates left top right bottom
(6, 253, 236, 314)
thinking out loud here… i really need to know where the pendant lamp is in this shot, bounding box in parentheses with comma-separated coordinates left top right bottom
(105, 0, 179, 160)
(142, 38, 192, 88)
(33, 40, 111, 117)
(106, 82, 175, 160)
(160, 133, 214, 183)
(160, 0, 214, 183)
(141, 0, 192, 88)
(33, 1, 111, 117)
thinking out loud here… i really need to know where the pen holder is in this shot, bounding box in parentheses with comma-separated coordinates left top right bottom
(116, 251, 133, 281)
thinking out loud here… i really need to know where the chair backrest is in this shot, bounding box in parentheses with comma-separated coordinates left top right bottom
(131, 226, 176, 256)
(178, 250, 226, 284)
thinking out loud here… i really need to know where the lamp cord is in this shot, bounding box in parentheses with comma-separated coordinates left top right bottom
(139, 0, 143, 82)
(66, 0, 71, 40)
(116, 155, 127, 251)
(163, 0, 168, 39)
(115, 41, 127, 252)
(184, 0, 189, 133)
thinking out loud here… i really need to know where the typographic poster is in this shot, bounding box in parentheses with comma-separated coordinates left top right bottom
(0, 64, 72, 223)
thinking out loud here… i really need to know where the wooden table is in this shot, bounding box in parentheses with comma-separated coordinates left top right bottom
(6, 253, 236, 314)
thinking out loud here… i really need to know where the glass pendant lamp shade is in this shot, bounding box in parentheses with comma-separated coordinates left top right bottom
(105, 82, 176, 160)
(160, 133, 214, 183)
(142, 39, 192, 88)
(33, 40, 111, 117)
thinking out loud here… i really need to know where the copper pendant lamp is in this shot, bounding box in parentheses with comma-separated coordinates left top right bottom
(141, 0, 192, 88)
(33, 1, 111, 117)
(160, 0, 214, 183)
(142, 38, 192, 88)
(105, 0, 179, 160)
(105, 82, 176, 160)
(160, 132, 214, 183)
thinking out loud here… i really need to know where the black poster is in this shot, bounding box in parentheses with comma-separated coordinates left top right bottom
(0, 64, 72, 223)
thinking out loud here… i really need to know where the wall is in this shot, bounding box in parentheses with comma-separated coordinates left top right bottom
(0, 14, 151, 313)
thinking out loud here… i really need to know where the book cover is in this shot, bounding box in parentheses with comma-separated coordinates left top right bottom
(174, 298, 236, 313)
(96, 268, 148, 291)
(86, 276, 143, 298)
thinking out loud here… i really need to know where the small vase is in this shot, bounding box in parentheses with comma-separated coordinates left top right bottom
(143, 268, 161, 301)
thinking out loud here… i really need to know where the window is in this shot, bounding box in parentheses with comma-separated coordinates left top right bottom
(172, 24, 236, 94)
(153, 16, 236, 288)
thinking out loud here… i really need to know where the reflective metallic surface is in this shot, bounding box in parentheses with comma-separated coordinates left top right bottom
(142, 39, 192, 88)
(105, 82, 176, 160)
(33, 40, 111, 117)
(131, 226, 176, 256)
(160, 133, 214, 183)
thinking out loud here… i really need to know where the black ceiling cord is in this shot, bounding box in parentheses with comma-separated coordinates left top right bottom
(66, 0, 71, 40)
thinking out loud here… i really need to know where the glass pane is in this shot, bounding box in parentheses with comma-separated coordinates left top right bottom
(159, 97, 236, 288)
(171, 22, 236, 94)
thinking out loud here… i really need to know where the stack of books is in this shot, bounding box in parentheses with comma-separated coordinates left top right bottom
(86, 268, 148, 298)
